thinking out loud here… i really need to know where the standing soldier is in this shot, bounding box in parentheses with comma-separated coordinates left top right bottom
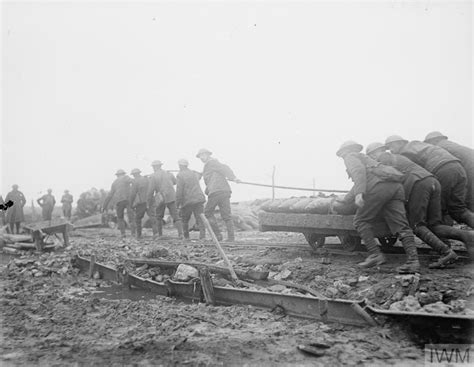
(61, 190, 73, 220)
(5, 185, 26, 234)
(335, 141, 420, 273)
(102, 169, 136, 238)
(0, 195, 5, 226)
(366, 142, 468, 268)
(424, 131, 474, 212)
(147, 160, 183, 239)
(385, 135, 474, 228)
(37, 189, 56, 221)
(176, 159, 206, 240)
(129, 168, 150, 239)
(196, 148, 240, 242)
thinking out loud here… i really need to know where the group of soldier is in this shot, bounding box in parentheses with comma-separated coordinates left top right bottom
(2, 132, 472, 276)
(102, 148, 239, 242)
(336, 131, 473, 274)
(0, 187, 74, 233)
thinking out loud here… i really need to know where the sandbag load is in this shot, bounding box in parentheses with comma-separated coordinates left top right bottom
(260, 195, 356, 215)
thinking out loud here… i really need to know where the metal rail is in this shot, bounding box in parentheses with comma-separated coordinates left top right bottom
(72, 255, 371, 326)
(72, 256, 474, 336)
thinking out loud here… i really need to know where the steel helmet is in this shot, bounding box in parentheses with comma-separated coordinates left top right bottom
(385, 135, 408, 146)
(336, 141, 363, 157)
(151, 160, 163, 166)
(115, 169, 126, 176)
(178, 158, 189, 166)
(196, 148, 212, 158)
(366, 142, 386, 155)
(424, 131, 448, 143)
(130, 168, 141, 175)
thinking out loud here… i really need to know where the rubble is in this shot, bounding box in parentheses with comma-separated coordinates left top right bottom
(173, 264, 199, 281)
(1, 226, 472, 365)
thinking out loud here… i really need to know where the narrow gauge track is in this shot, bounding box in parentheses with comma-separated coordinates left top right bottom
(217, 240, 470, 259)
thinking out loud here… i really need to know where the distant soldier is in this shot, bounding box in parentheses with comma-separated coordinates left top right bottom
(176, 159, 206, 240)
(366, 142, 470, 268)
(5, 184, 26, 234)
(424, 131, 474, 212)
(196, 148, 240, 242)
(335, 141, 420, 273)
(0, 195, 5, 226)
(37, 189, 56, 221)
(129, 168, 150, 239)
(61, 190, 73, 220)
(385, 136, 473, 228)
(147, 160, 183, 239)
(102, 169, 136, 238)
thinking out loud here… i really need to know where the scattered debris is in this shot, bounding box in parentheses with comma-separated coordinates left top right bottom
(173, 264, 199, 281)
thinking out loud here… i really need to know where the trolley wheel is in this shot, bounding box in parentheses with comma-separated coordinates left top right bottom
(304, 233, 326, 251)
(338, 235, 362, 252)
(378, 235, 398, 250)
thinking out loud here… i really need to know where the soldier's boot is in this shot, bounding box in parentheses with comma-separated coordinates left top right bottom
(207, 217, 223, 241)
(357, 229, 386, 268)
(136, 223, 142, 239)
(199, 227, 206, 240)
(224, 220, 235, 242)
(397, 235, 420, 273)
(175, 220, 184, 240)
(196, 217, 206, 240)
(432, 224, 474, 247)
(456, 210, 474, 229)
(157, 220, 163, 237)
(118, 219, 126, 238)
(149, 218, 158, 239)
(415, 226, 458, 269)
(182, 221, 190, 240)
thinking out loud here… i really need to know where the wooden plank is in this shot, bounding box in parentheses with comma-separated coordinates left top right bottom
(73, 214, 104, 229)
(199, 214, 239, 282)
(199, 267, 215, 305)
(88, 255, 96, 278)
(259, 212, 355, 231)
(258, 212, 391, 237)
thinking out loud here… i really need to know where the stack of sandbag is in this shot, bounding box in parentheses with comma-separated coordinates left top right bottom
(260, 195, 356, 215)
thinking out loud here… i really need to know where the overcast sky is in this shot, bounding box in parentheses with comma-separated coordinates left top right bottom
(1, 1, 472, 204)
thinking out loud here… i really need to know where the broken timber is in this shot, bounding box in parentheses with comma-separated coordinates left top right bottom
(23, 219, 73, 250)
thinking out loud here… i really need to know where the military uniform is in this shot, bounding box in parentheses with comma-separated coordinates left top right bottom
(176, 167, 206, 239)
(0, 195, 5, 226)
(130, 175, 150, 238)
(202, 158, 236, 241)
(398, 141, 473, 227)
(37, 193, 56, 221)
(61, 192, 73, 220)
(5, 188, 26, 233)
(147, 168, 183, 238)
(339, 148, 420, 272)
(103, 174, 136, 237)
(377, 152, 464, 266)
(429, 139, 474, 212)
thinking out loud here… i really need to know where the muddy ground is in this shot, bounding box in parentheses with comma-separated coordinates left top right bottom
(1, 226, 473, 366)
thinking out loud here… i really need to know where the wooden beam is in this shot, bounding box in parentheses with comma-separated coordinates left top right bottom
(199, 267, 215, 305)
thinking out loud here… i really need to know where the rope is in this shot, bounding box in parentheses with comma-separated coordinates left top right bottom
(236, 181, 349, 194)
